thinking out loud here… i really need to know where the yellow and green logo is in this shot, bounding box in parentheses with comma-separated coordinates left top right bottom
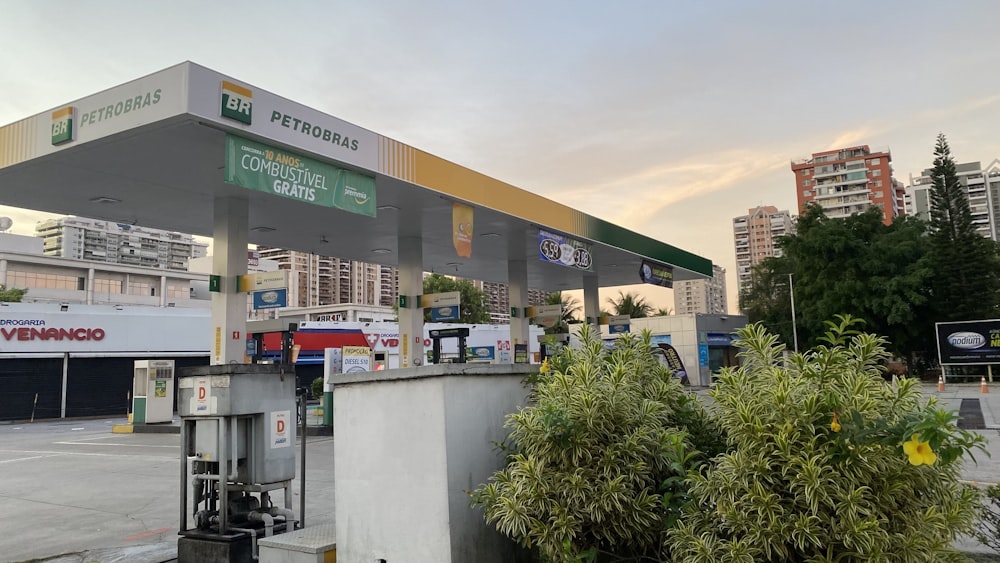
(51, 106, 75, 145)
(221, 81, 252, 125)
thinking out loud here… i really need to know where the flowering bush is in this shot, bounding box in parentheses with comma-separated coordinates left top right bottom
(667, 315, 985, 562)
(472, 325, 724, 562)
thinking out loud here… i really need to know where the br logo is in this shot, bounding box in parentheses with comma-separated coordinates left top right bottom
(51, 106, 75, 145)
(220, 80, 252, 125)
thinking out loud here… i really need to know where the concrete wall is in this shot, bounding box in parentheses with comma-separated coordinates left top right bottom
(333, 365, 532, 563)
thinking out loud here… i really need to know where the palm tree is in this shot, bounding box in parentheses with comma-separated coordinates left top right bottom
(655, 307, 673, 317)
(606, 290, 652, 319)
(543, 291, 582, 334)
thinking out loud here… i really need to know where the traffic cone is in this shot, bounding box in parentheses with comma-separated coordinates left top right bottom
(982, 376, 989, 394)
(938, 375, 945, 392)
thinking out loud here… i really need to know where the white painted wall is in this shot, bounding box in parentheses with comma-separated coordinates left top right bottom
(333, 365, 532, 563)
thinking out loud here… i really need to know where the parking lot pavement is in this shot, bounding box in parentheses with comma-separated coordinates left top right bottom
(4, 383, 1000, 562)
(0, 417, 335, 563)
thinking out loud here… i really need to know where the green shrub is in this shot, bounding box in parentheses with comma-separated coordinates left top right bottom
(310, 376, 324, 400)
(471, 325, 723, 562)
(976, 483, 1000, 554)
(667, 316, 985, 563)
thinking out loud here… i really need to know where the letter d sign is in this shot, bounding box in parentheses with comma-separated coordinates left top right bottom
(276, 419, 285, 433)
(198, 387, 206, 400)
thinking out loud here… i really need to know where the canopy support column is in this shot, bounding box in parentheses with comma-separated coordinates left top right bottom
(508, 259, 529, 356)
(210, 196, 249, 365)
(398, 236, 424, 368)
(583, 275, 600, 328)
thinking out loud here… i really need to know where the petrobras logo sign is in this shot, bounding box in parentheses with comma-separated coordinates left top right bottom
(221, 80, 253, 125)
(947, 331, 986, 350)
(51, 106, 75, 145)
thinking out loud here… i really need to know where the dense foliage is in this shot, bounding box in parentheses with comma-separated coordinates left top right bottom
(421, 273, 491, 323)
(740, 205, 935, 361)
(976, 483, 1000, 554)
(0, 284, 26, 302)
(668, 317, 985, 562)
(472, 325, 724, 562)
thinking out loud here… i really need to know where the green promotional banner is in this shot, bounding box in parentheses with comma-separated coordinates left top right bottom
(225, 134, 376, 217)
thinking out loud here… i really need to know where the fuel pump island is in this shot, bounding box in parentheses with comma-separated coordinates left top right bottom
(177, 364, 298, 561)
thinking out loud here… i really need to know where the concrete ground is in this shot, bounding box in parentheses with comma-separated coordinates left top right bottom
(1, 383, 999, 562)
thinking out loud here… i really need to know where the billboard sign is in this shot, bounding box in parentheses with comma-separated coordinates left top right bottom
(936, 319, 1000, 364)
(538, 229, 593, 271)
(639, 259, 674, 288)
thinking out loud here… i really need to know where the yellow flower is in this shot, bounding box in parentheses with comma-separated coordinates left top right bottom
(540, 358, 551, 374)
(830, 412, 841, 433)
(903, 434, 937, 466)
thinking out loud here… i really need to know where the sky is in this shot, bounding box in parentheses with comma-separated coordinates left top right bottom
(2, 0, 1000, 314)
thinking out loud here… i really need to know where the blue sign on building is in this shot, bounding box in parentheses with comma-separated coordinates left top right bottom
(252, 288, 287, 310)
(431, 305, 460, 321)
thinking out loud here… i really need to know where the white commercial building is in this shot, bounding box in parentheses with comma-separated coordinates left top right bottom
(674, 264, 728, 315)
(906, 159, 1000, 241)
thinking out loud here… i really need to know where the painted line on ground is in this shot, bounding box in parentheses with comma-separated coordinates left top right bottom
(52, 441, 178, 448)
(0, 454, 59, 465)
(122, 527, 174, 542)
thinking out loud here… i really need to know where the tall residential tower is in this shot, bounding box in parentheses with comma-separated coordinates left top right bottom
(791, 145, 905, 225)
(733, 206, 794, 293)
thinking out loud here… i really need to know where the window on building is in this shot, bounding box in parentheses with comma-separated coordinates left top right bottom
(872, 169, 881, 176)
(802, 190, 811, 197)
(94, 278, 123, 294)
(7, 270, 84, 290)
(128, 281, 155, 296)
(869, 158, 881, 165)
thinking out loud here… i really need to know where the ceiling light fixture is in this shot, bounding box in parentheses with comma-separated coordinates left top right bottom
(89, 196, 120, 204)
(446, 262, 462, 267)
(480, 232, 501, 238)
(251, 226, 276, 233)
(376, 204, 400, 211)
(320, 235, 329, 244)
(371, 248, 392, 254)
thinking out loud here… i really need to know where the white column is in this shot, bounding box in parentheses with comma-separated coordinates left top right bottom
(582, 275, 600, 327)
(507, 259, 529, 351)
(397, 236, 424, 368)
(159, 275, 167, 307)
(211, 197, 249, 365)
(86, 268, 94, 305)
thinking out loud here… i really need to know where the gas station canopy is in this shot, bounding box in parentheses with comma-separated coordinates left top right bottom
(0, 61, 711, 291)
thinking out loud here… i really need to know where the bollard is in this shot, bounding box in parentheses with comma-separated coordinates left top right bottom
(982, 376, 989, 394)
(938, 375, 945, 392)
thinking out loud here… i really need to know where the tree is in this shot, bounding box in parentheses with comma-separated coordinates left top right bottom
(741, 205, 936, 362)
(0, 285, 26, 302)
(542, 291, 581, 334)
(606, 290, 652, 318)
(655, 307, 673, 316)
(422, 273, 491, 323)
(926, 133, 1000, 322)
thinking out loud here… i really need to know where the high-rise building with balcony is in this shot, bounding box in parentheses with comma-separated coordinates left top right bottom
(256, 247, 398, 308)
(673, 264, 728, 315)
(733, 206, 794, 293)
(905, 159, 1000, 241)
(35, 216, 207, 270)
(791, 145, 905, 225)
(475, 281, 547, 324)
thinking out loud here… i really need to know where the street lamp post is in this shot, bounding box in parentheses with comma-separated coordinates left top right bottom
(789, 273, 799, 353)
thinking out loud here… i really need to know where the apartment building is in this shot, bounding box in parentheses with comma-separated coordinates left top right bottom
(673, 264, 728, 315)
(905, 159, 1000, 241)
(35, 216, 207, 270)
(791, 145, 905, 225)
(255, 247, 398, 308)
(733, 206, 794, 292)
